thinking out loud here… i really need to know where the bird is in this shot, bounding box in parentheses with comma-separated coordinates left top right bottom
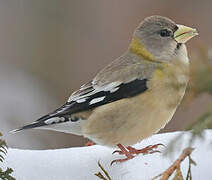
(12, 15, 198, 163)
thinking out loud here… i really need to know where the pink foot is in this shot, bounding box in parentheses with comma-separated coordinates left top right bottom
(111, 143, 164, 165)
(85, 141, 96, 146)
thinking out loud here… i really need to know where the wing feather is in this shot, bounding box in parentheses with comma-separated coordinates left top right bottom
(13, 57, 154, 132)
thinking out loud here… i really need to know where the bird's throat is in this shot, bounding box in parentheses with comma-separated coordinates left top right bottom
(129, 37, 154, 62)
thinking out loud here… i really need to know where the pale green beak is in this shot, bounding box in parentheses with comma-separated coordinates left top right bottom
(174, 24, 198, 43)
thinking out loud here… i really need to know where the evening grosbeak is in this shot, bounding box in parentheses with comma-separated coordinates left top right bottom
(12, 16, 198, 162)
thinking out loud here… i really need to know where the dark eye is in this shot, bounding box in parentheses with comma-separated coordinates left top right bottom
(160, 29, 172, 37)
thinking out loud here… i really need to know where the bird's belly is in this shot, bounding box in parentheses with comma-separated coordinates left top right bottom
(81, 80, 187, 147)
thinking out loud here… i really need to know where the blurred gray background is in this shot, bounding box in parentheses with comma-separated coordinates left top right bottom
(0, 0, 211, 149)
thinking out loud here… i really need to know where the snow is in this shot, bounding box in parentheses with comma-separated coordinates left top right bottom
(1, 130, 212, 180)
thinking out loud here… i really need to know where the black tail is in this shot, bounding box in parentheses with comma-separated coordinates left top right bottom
(10, 102, 76, 133)
(10, 114, 53, 133)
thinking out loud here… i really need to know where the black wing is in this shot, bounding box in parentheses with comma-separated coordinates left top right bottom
(12, 79, 148, 132)
(49, 78, 148, 116)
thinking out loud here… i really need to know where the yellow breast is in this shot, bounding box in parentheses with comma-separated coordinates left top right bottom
(82, 59, 189, 147)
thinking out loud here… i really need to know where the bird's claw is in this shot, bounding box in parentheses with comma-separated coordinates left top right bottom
(111, 143, 165, 165)
(111, 157, 133, 165)
(130, 143, 164, 155)
(112, 150, 124, 155)
(84, 141, 96, 146)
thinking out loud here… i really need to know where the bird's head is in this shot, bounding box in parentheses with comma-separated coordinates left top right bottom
(130, 16, 198, 62)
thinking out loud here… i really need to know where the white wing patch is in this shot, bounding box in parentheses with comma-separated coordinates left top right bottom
(38, 120, 83, 135)
(109, 87, 119, 93)
(94, 82, 121, 92)
(45, 117, 66, 125)
(76, 98, 87, 103)
(68, 81, 121, 103)
(89, 96, 105, 105)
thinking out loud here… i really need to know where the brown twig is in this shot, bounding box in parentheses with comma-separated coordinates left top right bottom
(152, 147, 194, 180)
(95, 161, 112, 180)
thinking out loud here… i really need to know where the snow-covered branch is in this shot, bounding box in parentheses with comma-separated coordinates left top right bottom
(1, 130, 212, 180)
